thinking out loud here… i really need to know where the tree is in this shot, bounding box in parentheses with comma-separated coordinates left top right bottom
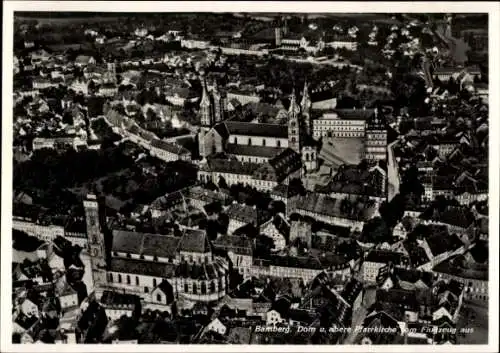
(255, 234, 274, 258)
(218, 176, 228, 190)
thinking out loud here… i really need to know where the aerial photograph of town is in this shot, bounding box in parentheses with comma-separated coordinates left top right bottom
(6, 6, 493, 348)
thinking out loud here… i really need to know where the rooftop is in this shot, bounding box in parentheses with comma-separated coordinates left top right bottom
(110, 257, 176, 278)
(294, 192, 377, 221)
(224, 121, 288, 139)
(213, 235, 253, 256)
(225, 144, 285, 158)
(111, 230, 180, 258)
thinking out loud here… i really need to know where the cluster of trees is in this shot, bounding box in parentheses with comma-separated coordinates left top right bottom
(14, 146, 134, 195)
(110, 160, 198, 213)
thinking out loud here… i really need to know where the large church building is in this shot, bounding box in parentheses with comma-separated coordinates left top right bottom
(84, 195, 229, 305)
(199, 80, 320, 183)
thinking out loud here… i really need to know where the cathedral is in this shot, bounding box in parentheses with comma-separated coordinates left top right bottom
(84, 195, 229, 304)
(198, 79, 319, 174)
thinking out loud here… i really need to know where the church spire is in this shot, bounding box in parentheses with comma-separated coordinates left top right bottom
(301, 79, 312, 136)
(200, 76, 211, 107)
(288, 87, 301, 117)
(200, 76, 213, 127)
(300, 79, 311, 110)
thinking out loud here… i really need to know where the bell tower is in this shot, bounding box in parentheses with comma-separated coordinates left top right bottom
(288, 88, 301, 153)
(212, 79, 227, 123)
(84, 194, 107, 288)
(364, 108, 387, 161)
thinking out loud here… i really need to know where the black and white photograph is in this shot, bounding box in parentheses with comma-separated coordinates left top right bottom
(2, 1, 499, 352)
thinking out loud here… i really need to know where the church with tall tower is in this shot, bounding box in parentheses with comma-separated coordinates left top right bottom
(83, 194, 107, 295)
(364, 109, 387, 161)
(199, 76, 214, 128)
(83, 195, 230, 304)
(199, 75, 228, 128)
(198, 79, 319, 174)
(287, 88, 302, 154)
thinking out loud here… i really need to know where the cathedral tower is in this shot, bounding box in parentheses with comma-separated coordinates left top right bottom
(212, 80, 227, 123)
(288, 88, 301, 153)
(200, 76, 213, 127)
(84, 194, 107, 288)
(364, 108, 387, 161)
(300, 79, 312, 136)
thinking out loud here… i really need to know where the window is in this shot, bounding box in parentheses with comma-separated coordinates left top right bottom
(277, 140, 281, 147)
(234, 137, 238, 144)
(109, 273, 113, 282)
(184, 283, 189, 293)
(140, 255, 145, 260)
(126, 253, 131, 258)
(136, 276, 139, 285)
(157, 294, 162, 302)
(127, 275, 131, 284)
(144, 287, 149, 293)
(210, 281, 216, 293)
(248, 138, 252, 146)
(189, 255, 193, 263)
(153, 278, 157, 287)
(262, 139, 266, 146)
(153, 256, 158, 262)
(118, 274, 122, 283)
(305, 153, 309, 161)
(201, 282, 207, 294)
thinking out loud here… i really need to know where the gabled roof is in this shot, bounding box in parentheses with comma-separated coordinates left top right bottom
(110, 257, 176, 278)
(213, 235, 253, 256)
(225, 144, 285, 158)
(151, 139, 190, 155)
(255, 148, 302, 183)
(224, 121, 288, 138)
(178, 229, 211, 253)
(111, 230, 180, 258)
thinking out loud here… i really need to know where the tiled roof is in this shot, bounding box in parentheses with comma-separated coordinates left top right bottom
(100, 290, 140, 308)
(177, 228, 211, 253)
(225, 203, 259, 225)
(425, 233, 463, 257)
(174, 257, 227, 280)
(376, 266, 434, 288)
(110, 257, 176, 278)
(111, 230, 180, 258)
(225, 143, 285, 158)
(201, 158, 259, 175)
(213, 235, 253, 256)
(265, 148, 302, 183)
(318, 165, 385, 197)
(151, 139, 190, 155)
(294, 192, 377, 221)
(224, 122, 288, 138)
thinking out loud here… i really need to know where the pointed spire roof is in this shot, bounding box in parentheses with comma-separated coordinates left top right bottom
(289, 88, 301, 115)
(300, 79, 311, 109)
(200, 76, 211, 107)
